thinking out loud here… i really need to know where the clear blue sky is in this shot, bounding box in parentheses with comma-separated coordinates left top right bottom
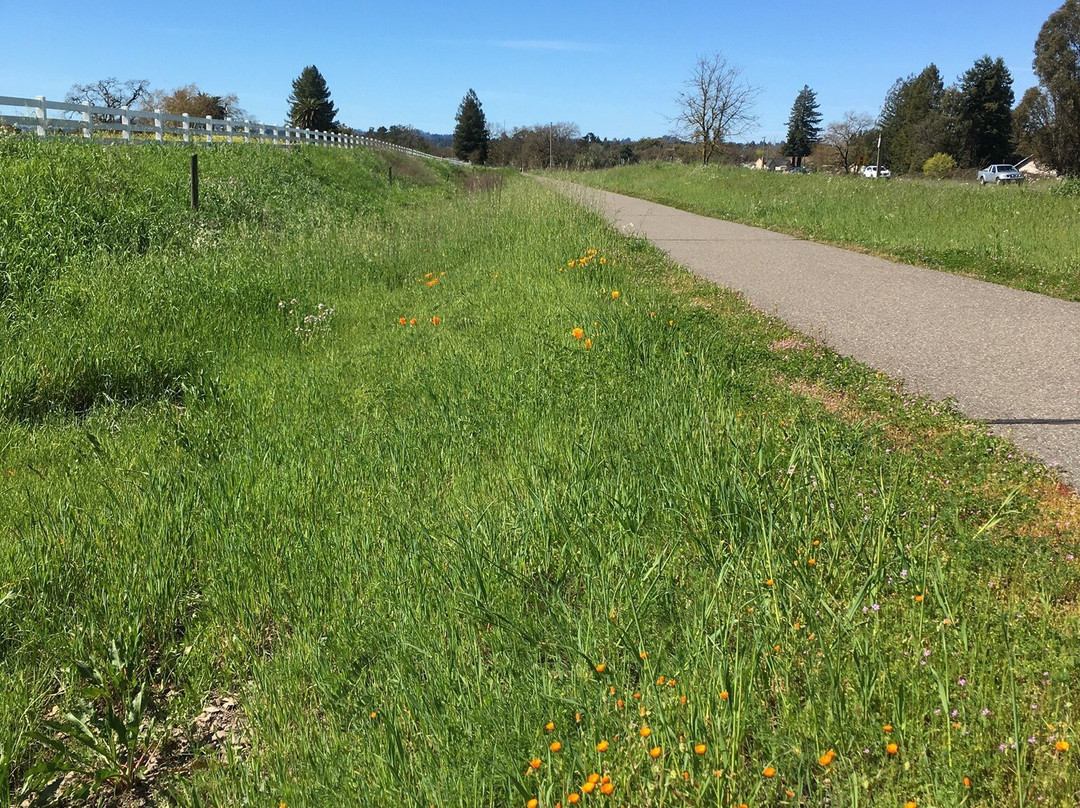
(1, 0, 1063, 141)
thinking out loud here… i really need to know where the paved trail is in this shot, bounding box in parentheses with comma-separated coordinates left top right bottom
(566, 184, 1080, 489)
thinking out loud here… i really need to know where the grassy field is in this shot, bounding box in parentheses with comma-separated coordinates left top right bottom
(1, 139, 1078, 808)
(565, 162, 1080, 303)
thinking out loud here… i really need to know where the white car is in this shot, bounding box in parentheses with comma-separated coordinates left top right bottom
(863, 165, 891, 178)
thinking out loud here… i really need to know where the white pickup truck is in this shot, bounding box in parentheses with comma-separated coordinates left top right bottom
(977, 164, 1023, 184)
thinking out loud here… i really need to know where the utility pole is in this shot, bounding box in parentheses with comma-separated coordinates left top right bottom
(875, 132, 883, 176)
(549, 123, 553, 170)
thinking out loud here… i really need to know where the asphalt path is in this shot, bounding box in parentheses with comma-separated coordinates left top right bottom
(563, 184, 1080, 489)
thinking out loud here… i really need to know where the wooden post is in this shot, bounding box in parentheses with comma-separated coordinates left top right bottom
(205, 115, 213, 144)
(155, 109, 163, 142)
(82, 101, 93, 139)
(121, 105, 131, 141)
(190, 154, 199, 210)
(182, 113, 190, 143)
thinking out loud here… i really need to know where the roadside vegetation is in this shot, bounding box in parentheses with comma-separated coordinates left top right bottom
(568, 162, 1080, 302)
(1, 138, 1077, 807)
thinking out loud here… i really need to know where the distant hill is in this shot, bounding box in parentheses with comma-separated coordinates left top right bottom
(418, 131, 453, 149)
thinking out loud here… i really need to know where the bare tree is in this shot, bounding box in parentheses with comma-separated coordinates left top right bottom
(65, 78, 151, 123)
(821, 111, 877, 173)
(673, 53, 759, 165)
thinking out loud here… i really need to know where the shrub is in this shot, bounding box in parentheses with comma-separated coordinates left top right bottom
(922, 152, 957, 179)
(1049, 177, 1080, 197)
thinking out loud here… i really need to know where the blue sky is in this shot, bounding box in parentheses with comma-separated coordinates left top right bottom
(1, 0, 1063, 141)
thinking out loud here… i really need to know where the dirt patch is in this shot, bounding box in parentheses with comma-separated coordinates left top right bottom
(462, 172, 504, 194)
(1016, 481, 1080, 544)
(18, 694, 250, 808)
(769, 336, 817, 354)
(786, 378, 856, 421)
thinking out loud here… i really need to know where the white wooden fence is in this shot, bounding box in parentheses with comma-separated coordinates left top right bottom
(0, 93, 454, 162)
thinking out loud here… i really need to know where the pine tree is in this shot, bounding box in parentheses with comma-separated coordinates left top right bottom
(782, 85, 822, 167)
(288, 66, 339, 132)
(955, 55, 1014, 167)
(453, 89, 489, 164)
(879, 65, 947, 173)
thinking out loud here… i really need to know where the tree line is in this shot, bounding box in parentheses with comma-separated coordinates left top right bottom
(60, 2, 1080, 176)
(725, 0, 1080, 176)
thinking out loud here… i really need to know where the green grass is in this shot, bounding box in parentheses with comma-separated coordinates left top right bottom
(565, 162, 1080, 302)
(1, 138, 1078, 807)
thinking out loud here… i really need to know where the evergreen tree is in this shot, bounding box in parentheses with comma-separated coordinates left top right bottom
(782, 85, 822, 167)
(1031, 0, 1080, 174)
(1014, 86, 1055, 160)
(955, 55, 1014, 167)
(879, 65, 947, 173)
(288, 66, 339, 132)
(453, 89, 489, 164)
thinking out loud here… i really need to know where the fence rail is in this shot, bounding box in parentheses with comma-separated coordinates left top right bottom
(0, 93, 455, 162)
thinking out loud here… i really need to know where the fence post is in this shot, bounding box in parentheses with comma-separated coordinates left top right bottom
(205, 115, 213, 144)
(190, 154, 199, 210)
(121, 105, 131, 141)
(82, 101, 93, 139)
(182, 113, 190, 143)
(226, 119, 233, 143)
(34, 95, 48, 137)
(155, 109, 163, 142)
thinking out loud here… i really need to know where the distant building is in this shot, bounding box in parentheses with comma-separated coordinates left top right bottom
(754, 156, 789, 171)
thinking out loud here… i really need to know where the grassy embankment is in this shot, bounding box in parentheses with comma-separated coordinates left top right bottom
(1, 139, 1078, 807)
(567, 162, 1080, 303)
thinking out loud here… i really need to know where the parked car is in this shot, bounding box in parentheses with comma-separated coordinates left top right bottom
(789, 165, 810, 174)
(863, 165, 891, 178)
(977, 164, 1023, 184)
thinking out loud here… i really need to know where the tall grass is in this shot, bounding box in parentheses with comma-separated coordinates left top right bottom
(568, 162, 1080, 302)
(1, 139, 1077, 807)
